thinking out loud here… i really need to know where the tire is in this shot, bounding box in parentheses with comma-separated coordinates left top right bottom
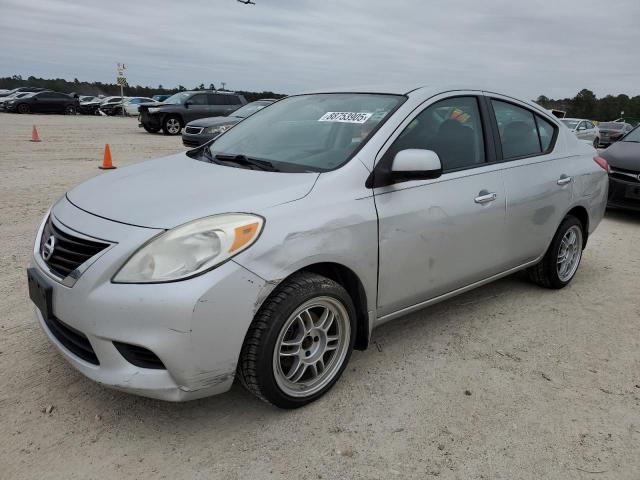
(143, 124, 161, 133)
(162, 115, 183, 135)
(593, 137, 599, 149)
(65, 105, 76, 115)
(17, 103, 30, 114)
(238, 272, 356, 409)
(528, 215, 584, 289)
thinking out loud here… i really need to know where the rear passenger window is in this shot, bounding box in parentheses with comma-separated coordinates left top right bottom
(536, 115, 556, 152)
(386, 96, 485, 171)
(227, 95, 241, 105)
(492, 100, 557, 159)
(209, 94, 226, 105)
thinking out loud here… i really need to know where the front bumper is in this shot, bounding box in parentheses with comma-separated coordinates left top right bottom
(30, 197, 268, 401)
(607, 176, 640, 211)
(182, 131, 216, 147)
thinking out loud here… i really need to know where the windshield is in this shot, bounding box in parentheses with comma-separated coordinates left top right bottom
(599, 122, 625, 130)
(207, 93, 404, 172)
(163, 92, 191, 104)
(233, 101, 273, 118)
(622, 126, 640, 142)
(561, 119, 579, 129)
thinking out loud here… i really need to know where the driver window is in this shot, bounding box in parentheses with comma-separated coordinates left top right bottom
(386, 96, 485, 171)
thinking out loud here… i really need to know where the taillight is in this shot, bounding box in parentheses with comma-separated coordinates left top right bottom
(593, 156, 610, 173)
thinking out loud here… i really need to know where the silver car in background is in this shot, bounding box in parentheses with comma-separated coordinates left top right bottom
(28, 85, 608, 408)
(561, 118, 600, 148)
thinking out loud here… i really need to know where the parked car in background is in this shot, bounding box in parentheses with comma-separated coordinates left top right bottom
(560, 118, 600, 148)
(0, 86, 47, 98)
(138, 90, 247, 135)
(182, 99, 276, 147)
(599, 125, 640, 211)
(98, 96, 130, 116)
(117, 97, 157, 116)
(0, 91, 33, 111)
(78, 97, 104, 115)
(597, 121, 634, 147)
(152, 94, 171, 102)
(5, 91, 78, 114)
(28, 86, 608, 408)
(79, 95, 100, 103)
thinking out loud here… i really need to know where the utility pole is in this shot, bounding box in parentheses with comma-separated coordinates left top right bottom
(221, 82, 226, 91)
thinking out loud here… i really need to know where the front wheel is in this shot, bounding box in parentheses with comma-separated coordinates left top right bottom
(17, 103, 31, 114)
(528, 215, 584, 289)
(162, 115, 183, 135)
(65, 105, 76, 115)
(238, 272, 356, 409)
(593, 137, 599, 149)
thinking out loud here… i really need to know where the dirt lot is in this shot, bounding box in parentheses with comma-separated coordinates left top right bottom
(0, 113, 639, 479)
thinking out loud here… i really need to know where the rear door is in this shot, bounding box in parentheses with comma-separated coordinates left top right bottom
(487, 95, 572, 267)
(374, 94, 507, 316)
(207, 94, 229, 116)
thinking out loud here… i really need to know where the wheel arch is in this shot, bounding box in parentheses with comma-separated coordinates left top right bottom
(565, 205, 589, 248)
(255, 262, 371, 351)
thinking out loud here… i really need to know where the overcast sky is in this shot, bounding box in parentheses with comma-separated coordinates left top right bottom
(1, 0, 638, 99)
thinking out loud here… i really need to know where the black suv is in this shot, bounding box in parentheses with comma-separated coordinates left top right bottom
(138, 91, 247, 135)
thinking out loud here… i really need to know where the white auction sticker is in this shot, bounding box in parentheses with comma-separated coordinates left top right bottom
(318, 112, 373, 123)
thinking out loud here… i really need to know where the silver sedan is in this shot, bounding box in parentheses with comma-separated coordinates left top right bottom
(28, 85, 608, 408)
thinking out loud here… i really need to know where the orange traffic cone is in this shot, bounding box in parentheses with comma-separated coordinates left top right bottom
(30, 125, 41, 142)
(99, 144, 116, 170)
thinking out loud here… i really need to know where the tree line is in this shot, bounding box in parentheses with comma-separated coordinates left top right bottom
(536, 89, 640, 123)
(0, 75, 284, 102)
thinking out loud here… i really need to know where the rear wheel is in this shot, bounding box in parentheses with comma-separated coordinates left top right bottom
(65, 105, 76, 115)
(162, 115, 183, 135)
(17, 103, 30, 114)
(238, 272, 356, 409)
(593, 137, 599, 148)
(528, 215, 584, 289)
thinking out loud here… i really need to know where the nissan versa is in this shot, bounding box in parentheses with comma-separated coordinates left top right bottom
(28, 86, 608, 408)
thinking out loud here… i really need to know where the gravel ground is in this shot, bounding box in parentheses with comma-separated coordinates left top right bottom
(1, 113, 639, 480)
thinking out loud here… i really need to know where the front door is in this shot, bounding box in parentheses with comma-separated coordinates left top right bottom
(374, 95, 506, 317)
(184, 93, 210, 122)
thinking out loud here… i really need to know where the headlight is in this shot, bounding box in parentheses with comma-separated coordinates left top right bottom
(113, 213, 264, 283)
(204, 124, 232, 135)
(148, 107, 160, 114)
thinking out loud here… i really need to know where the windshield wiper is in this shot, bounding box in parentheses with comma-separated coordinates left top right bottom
(214, 153, 279, 171)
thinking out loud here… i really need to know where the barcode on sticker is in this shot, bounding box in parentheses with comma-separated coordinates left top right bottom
(318, 112, 373, 123)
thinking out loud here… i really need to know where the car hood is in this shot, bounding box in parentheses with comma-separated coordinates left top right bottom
(66, 152, 319, 229)
(187, 116, 241, 128)
(600, 141, 640, 170)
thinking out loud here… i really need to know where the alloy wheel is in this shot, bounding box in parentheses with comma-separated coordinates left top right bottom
(557, 225, 582, 282)
(273, 296, 350, 398)
(166, 118, 181, 134)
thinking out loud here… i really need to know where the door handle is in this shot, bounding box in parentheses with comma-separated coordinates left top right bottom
(557, 176, 572, 186)
(474, 192, 497, 204)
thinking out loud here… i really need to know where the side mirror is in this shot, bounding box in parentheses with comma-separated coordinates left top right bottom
(390, 149, 442, 184)
(184, 101, 191, 108)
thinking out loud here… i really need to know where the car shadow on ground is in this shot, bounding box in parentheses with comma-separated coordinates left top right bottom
(56, 269, 540, 426)
(604, 208, 640, 223)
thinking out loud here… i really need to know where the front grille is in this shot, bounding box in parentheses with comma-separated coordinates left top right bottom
(113, 342, 166, 369)
(185, 126, 204, 134)
(43, 315, 99, 365)
(40, 217, 109, 278)
(610, 167, 640, 184)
